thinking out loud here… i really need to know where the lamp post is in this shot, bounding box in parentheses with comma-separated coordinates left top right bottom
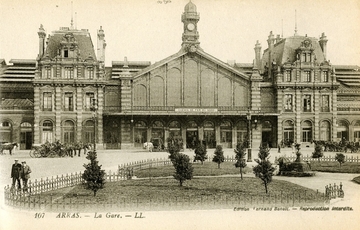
(246, 110, 252, 162)
(90, 98, 98, 152)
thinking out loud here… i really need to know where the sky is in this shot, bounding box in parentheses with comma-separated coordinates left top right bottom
(0, 0, 359, 66)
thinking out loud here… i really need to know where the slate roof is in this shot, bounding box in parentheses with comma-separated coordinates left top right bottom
(261, 35, 326, 68)
(43, 29, 96, 60)
(334, 65, 360, 87)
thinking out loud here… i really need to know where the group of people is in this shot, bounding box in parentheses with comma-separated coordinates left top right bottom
(11, 159, 31, 192)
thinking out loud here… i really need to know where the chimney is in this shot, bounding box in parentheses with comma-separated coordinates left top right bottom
(97, 26, 106, 68)
(319, 32, 328, 60)
(37, 24, 46, 58)
(267, 31, 275, 79)
(254, 40, 262, 69)
(276, 34, 281, 43)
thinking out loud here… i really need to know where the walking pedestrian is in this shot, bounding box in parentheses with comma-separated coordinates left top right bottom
(21, 161, 32, 192)
(11, 159, 22, 190)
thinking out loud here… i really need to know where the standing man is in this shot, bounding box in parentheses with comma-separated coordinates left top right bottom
(11, 159, 22, 190)
(21, 161, 31, 192)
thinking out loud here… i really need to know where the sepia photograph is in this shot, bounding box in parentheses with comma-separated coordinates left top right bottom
(0, 0, 359, 229)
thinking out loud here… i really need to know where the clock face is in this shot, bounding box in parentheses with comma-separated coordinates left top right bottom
(187, 23, 195, 31)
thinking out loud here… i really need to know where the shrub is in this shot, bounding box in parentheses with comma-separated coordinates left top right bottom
(335, 153, 346, 167)
(253, 144, 275, 193)
(82, 151, 106, 196)
(212, 145, 225, 169)
(194, 143, 207, 164)
(234, 142, 247, 179)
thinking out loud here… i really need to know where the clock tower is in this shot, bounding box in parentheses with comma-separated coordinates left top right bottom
(181, 0, 200, 51)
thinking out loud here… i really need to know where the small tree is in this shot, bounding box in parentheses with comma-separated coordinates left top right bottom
(234, 142, 247, 180)
(82, 151, 106, 196)
(172, 153, 194, 186)
(253, 144, 275, 193)
(335, 153, 346, 167)
(167, 137, 193, 186)
(312, 144, 324, 162)
(212, 145, 225, 169)
(194, 143, 207, 164)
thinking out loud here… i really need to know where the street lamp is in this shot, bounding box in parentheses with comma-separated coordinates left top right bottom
(90, 98, 98, 152)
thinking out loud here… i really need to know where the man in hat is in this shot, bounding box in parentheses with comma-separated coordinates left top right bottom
(21, 161, 31, 192)
(11, 159, 22, 190)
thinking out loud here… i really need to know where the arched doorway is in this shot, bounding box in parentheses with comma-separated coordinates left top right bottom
(301, 120, 313, 143)
(104, 120, 120, 149)
(236, 120, 247, 146)
(220, 120, 232, 148)
(83, 120, 95, 144)
(203, 121, 216, 148)
(151, 121, 165, 149)
(319, 120, 331, 141)
(283, 120, 294, 147)
(63, 120, 75, 144)
(41, 120, 53, 143)
(337, 120, 348, 141)
(20, 122, 33, 149)
(169, 120, 181, 139)
(134, 121, 147, 148)
(186, 121, 198, 149)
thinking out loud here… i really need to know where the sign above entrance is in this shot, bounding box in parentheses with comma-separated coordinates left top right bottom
(175, 108, 218, 112)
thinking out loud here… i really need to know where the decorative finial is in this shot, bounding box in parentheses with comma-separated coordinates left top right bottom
(294, 9, 298, 36)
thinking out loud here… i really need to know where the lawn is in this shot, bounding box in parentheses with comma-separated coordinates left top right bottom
(35, 161, 332, 212)
(39, 177, 325, 212)
(309, 161, 360, 173)
(134, 161, 253, 178)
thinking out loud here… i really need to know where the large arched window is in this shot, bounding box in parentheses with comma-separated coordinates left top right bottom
(83, 120, 95, 144)
(63, 120, 75, 143)
(203, 121, 216, 148)
(134, 121, 147, 147)
(42, 120, 53, 143)
(220, 120, 232, 148)
(337, 120, 348, 141)
(320, 120, 331, 141)
(301, 120, 312, 142)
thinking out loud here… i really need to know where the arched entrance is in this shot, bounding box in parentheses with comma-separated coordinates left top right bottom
(134, 121, 147, 148)
(63, 120, 75, 144)
(151, 121, 165, 149)
(337, 120, 348, 141)
(236, 120, 247, 146)
(354, 121, 360, 142)
(283, 120, 294, 147)
(169, 120, 181, 139)
(20, 122, 33, 149)
(41, 120, 53, 143)
(203, 121, 216, 148)
(186, 121, 198, 149)
(104, 120, 120, 149)
(319, 120, 331, 141)
(83, 120, 95, 144)
(301, 120, 313, 143)
(220, 120, 232, 148)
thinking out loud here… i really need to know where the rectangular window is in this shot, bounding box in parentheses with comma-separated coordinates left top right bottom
(64, 92, 74, 111)
(323, 71, 329, 82)
(85, 92, 95, 110)
(64, 50, 68, 58)
(43, 92, 52, 111)
(88, 68, 94, 79)
(303, 95, 311, 112)
(304, 71, 311, 82)
(321, 95, 330, 112)
(285, 70, 291, 82)
(64, 67, 74, 79)
(45, 67, 51, 79)
(284, 94, 293, 112)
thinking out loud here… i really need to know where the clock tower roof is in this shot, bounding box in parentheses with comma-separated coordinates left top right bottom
(184, 0, 197, 13)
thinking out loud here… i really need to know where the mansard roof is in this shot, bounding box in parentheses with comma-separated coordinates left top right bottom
(0, 98, 33, 107)
(132, 48, 251, 81)
(261, 35, 326, 68)
(43, 28, 96, 60)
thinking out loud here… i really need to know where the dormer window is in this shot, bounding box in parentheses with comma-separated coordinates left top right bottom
(323, 71, 329, 82)
(285, 70, 291, 82)
(64, 49, 69, 58)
